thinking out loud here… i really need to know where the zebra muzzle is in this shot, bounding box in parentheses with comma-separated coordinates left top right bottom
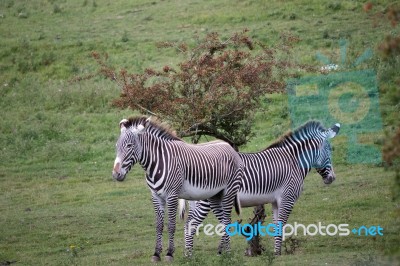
(112, 163, 126, 181)
(323, 175, 335, 184)
(112, 171, 126, 181)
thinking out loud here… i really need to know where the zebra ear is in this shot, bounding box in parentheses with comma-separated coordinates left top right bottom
(119, 119, 129, 133)
(145, 116, 152, 127)
(131, 117, 151, 134)
(326, 123, 340, 139)
(131, 124, 146, 134)
(137, 124, 145, 132)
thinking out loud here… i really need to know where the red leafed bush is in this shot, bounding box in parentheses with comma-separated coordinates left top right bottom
(94, 30, 306, 149)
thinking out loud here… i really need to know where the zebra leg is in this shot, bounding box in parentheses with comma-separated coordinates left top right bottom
(222, 199, 235, 254)
(274, 198, 295, 256)
(165, 196, 179, 262)
(185, 201, 192, 222)
(272, 202, 278, 224)
(217, 172, 242, 254)
(209, 196, 233, 255)
(210, 204, 227, 255)
(151, 192, 166, 262)
(184, 200, 211, 257)
(208, 199, 225, 254)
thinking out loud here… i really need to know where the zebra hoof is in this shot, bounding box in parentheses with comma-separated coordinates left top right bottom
(164, 255, 173, 262)
(151, 255, 161, 262)
(244, 248, 253, 257)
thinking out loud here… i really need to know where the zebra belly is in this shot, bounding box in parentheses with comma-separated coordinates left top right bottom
(238, 188, 283, 207)
(178, 180, 224, 200)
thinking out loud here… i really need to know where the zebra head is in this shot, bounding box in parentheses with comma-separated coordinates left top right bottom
(112, 118, 148, 181)
(314, 123, 340, 184)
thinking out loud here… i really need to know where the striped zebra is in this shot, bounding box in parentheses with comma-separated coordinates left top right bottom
(111, 117, 243, 262)
(181, 121, 340, 256)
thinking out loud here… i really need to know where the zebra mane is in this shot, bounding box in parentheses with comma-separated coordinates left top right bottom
(126, 116, 182, 141)
(266, 120, 326, 149)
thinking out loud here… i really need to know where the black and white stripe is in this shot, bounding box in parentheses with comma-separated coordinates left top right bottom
(182, 121, 340, 256)
(112, 116, 243, 262)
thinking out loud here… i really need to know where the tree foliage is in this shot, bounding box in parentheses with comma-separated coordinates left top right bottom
(93, 30, 304, 149)
(365, 2, 400, 199)
(364, 2, 400, 58)
(378, 3, 400, 198)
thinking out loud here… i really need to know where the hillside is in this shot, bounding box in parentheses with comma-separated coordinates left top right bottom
(0, 0, 399, 265)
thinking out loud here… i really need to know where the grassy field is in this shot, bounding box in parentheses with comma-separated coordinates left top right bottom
(1, 0, 399, 265)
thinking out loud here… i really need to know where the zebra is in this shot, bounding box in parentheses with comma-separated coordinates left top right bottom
(111, 116, 243, 262)
(180, 121, 340, 256)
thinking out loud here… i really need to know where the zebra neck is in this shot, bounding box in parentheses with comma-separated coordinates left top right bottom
(137, 134, 171, 188)
(282, 137, 321, 176)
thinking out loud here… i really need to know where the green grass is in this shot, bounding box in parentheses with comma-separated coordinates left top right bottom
(1, 0, 399, 265)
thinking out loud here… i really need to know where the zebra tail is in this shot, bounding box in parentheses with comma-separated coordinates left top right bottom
(178, 198, 186, 220)
(234, 195, 241, 216)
